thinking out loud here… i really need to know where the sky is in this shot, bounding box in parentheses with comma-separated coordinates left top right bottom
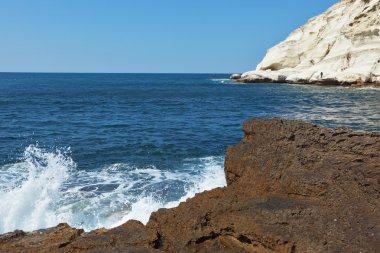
(0, 0, 338, 73)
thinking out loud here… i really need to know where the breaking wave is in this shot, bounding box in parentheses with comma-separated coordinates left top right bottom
(0, 145, 226, 233)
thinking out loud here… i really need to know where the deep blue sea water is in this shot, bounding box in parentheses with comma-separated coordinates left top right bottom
(0, 73, 379, 233)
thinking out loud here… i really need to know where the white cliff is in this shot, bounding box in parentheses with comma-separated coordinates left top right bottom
(238, 0, 380, 86)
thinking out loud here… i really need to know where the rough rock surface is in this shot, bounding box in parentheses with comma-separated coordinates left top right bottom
(236, 0, 380, 86)
(1, 118, 379, 252)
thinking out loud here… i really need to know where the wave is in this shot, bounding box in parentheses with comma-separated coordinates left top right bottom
(0, 145, 74, 233)
(0, 145, 226, 233)
(356, 86, 380, 91)
(209, 78, 235, 84)
(111, 157, 226, 226)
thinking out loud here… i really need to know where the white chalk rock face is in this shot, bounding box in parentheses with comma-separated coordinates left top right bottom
(241, 0, 380, 86)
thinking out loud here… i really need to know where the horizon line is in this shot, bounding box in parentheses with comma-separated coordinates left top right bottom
(0, 71, 235, 75)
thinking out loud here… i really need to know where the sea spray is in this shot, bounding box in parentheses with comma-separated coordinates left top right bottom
(0, 145, 74, 233)
(0, 147, 226, 233)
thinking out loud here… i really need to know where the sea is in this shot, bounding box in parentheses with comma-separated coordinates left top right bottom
(0, 73, 379, 234)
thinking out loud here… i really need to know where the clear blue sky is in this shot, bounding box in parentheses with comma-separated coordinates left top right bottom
(0, 0, 338, 73)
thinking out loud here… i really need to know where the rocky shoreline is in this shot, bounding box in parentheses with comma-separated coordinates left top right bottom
(1, 118, 379, 253)
(230, 72, 380, 88)
(232, 0, 380, 87)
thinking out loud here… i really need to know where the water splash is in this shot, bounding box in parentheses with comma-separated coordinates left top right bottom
(0, 145, 74, 233)
(112, 157, 226, 226)
(0, 146, 226, 233)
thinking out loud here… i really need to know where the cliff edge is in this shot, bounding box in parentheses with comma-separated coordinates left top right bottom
(1, 118, 379, 252)
(235, 0, 380, 86)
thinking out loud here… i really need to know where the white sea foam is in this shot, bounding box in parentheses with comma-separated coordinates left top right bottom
(112, 156, 226, 226)
(210, 78, 235, 84)
(356, 86, 380, 91)
(0, 146, 226, 233)
(0, 145, 74, 233)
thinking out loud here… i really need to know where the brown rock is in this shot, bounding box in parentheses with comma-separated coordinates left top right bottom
(0, 118, 379, 253)
(224, 118, 380, 252)
(0, 223, 84, 253)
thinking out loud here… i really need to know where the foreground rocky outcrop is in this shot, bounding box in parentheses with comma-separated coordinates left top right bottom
(1, 118, 379, 252)
(233, 0, 380, 86)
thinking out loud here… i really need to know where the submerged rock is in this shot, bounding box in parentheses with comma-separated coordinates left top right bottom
(239, 0, 380, 86)
(1, 118, 379, 252)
